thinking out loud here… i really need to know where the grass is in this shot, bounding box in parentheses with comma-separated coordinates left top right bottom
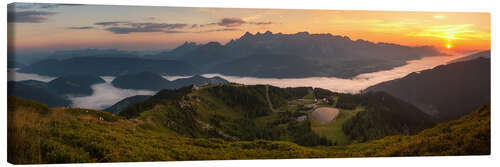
(310, 106, 363, 145)
(7, 96, 490, 164)
(8, 97, 328, 164)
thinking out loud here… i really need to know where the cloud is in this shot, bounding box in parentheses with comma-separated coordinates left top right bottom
(127, 23, 187, 29)
(201, 55, 457, 94)
(69, 82, 155, 110)
(95, 21, 127, 26)
(7, 10, 56, 23)
(218, 18, 246, 27)
(411, 24, 489, 40)
(88, 18, 272, 34)
(8, 69, 56, 82)
(250, 21, 274, 26)
(105, 27, 152, 34)
(202, 18, 274, 28)
(96, 21, 188, 34)
(164, 30, 186, 34)
(67, 26, 94, 30)
(198, 28, 242, 33)
(8, 3, 83, 10)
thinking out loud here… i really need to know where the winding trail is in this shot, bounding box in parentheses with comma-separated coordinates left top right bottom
(265, 85, 277, 112)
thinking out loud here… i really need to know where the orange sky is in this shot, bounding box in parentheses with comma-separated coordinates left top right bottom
(8, 3, 490, 52)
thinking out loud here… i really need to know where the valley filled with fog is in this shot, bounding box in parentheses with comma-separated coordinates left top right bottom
(7, 54, 463, 110)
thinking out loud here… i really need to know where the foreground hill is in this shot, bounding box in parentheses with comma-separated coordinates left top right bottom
(151, 31, 444, 78)
(118, 84, 328, 145)
(364, 56, 490, 121)
(7, 96, 489, 164)
(19, 56, 199, 77)
(104, 84, 433, 145)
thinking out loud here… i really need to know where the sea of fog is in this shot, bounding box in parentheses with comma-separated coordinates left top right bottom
(202, 55, 462, 93)
(7, 54, 463, 110)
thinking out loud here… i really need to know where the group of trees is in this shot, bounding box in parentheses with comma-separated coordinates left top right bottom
(206, 85, 272, 118)
(342, 92, 435, 142)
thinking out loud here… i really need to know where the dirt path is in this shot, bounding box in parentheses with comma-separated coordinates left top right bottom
(311, 107, 340, 124)
(265, 85, 277, 112)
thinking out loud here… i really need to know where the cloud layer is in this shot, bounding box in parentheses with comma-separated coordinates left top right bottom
(8, 3, 83, 10)
(69, 17, 273, 34)
(67, 26, 94, 30)
(218, 18, 246, 27)
(94, 21, 188, 34)
(8, 10, 56, 23)
(201, 55, 459, 93)
(68, 83, 155, 110)
(8, 54, 462, 110)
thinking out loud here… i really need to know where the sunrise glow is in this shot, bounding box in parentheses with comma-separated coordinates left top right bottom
(7, 4, 490, 52)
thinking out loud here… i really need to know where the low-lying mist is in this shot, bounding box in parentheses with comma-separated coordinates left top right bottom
(8, 54, 463, 110)
(8, 68, 56, 82)
(68, 82, 155, 110)
(203, 55, 463, 93)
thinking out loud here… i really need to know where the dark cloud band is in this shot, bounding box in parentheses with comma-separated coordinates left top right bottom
(7, 10, 56, 23)
(67, 26, 94, 30)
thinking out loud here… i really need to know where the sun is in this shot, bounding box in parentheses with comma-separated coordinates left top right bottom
(446, 44, 452, 49)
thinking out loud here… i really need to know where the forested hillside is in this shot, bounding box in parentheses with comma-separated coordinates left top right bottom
(365, 56, 490, 121)
(8, 96, 489, 164)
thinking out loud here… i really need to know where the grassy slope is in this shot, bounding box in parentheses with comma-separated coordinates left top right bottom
(322, 104, 490, 157)
(8, 96, 490, 164)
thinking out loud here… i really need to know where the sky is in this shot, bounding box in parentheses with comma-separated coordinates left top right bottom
(7, 3, 490, 52)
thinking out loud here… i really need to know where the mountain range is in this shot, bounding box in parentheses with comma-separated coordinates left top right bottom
(18, 31, 445, 78)
(7, 74, 105, 107)
(148, 31, 445, 78)
(7, 80, 72, 107)
(19, 57, 199, 77)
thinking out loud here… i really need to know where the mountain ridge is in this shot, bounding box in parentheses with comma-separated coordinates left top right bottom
(143, 31, 446, 78)
(365, 55, 490, 121)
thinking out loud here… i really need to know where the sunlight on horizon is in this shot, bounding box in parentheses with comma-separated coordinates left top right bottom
(8, 3, 490, 52)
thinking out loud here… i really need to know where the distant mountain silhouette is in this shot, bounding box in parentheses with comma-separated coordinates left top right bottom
(48, 49, 138, 60)
(448, 50, 490, 64)
(8, 80, 71, 107)
(48, 75, 105, 96)
(7, 59, 25, 68)
(365, 55, 490, 121)
(19, 56, 199, 77)
(111, 71, 230, 91)
(112, 71, 171, 91)
(8, 75, 106, 106)
(150, 31, 444, 78)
